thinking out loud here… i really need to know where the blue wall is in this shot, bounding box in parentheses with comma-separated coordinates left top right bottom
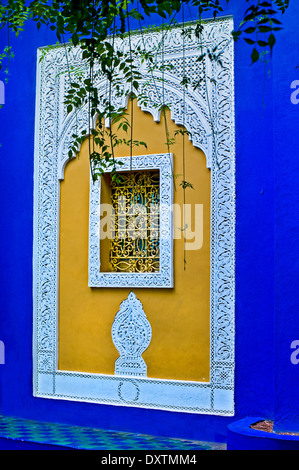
(0, 0, 298, 443)
(272, 0, 299, 434)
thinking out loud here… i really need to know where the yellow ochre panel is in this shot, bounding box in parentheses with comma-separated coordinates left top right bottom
(58, 101, 211, 382)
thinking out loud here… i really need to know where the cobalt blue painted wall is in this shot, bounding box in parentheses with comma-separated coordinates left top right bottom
(272, 0, 299, 434)
(0, 0, 298, 443)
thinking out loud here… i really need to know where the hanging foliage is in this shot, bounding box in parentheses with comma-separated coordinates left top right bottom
(0, 0, 290, 179)
(0, 0, 290, 271)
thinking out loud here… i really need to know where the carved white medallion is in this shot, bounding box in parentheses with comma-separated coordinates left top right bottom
(112, 292, 152, 377)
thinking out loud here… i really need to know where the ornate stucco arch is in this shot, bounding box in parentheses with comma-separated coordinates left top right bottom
(58, 70, 212, 181)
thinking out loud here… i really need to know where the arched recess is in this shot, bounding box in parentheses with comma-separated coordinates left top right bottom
(58, 96, 211, 380)
(57, 70, 213, 182)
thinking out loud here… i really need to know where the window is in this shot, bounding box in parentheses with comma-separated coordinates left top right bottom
(88, 153, 174, 288)
(110, 170, 160, 274)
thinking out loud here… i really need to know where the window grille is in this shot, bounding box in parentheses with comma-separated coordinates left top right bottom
(110, 170, 160, 273)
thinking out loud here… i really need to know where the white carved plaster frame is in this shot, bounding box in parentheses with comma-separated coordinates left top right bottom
(89, 153, 173, 288)
(33, 16, 235, 415)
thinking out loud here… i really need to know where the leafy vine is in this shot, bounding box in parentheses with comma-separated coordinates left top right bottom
(0, 1, 290, 172)
(0, 0, 290, 268)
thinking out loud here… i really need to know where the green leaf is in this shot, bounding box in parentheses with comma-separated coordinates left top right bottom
(72, 33, 79, 47)
(244, 27, 256, 34)
(244, 38, 256, 45)
(257, 40, 268, 47)
(258, 26, 273, 33)
(251, 48, 260, 64)
(268, 33, 276, 50)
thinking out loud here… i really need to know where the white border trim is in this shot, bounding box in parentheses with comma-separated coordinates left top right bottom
(33, 17, 235, 415)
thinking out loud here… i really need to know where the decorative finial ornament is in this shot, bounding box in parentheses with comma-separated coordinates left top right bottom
(111, 292, 152, 377)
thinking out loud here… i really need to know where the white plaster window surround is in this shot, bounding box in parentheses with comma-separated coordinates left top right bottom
(33, 17, 236, 415)
(89, 153, 173, 288)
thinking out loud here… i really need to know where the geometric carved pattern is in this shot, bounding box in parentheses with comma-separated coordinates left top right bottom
(33, 17, 236, 415)
(112, 292, 152, 377)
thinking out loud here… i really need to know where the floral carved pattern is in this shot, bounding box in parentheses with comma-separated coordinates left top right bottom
(112, 292, 152, 377)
